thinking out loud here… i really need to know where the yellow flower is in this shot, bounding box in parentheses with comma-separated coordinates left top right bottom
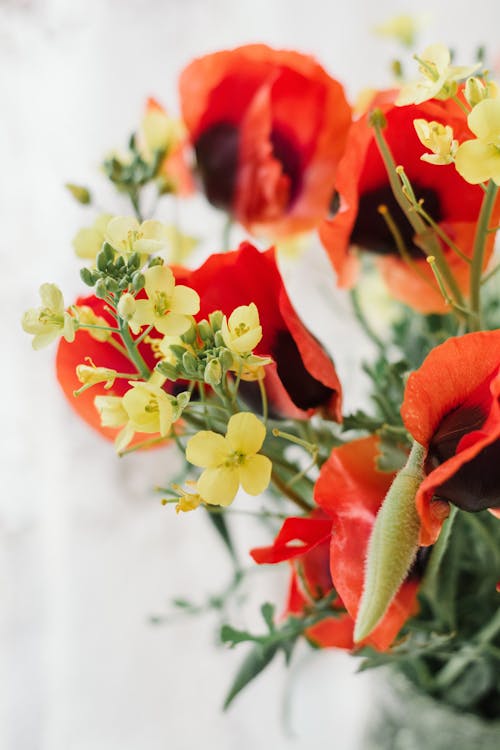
(172, 482, 205, 514)
(221, 303, 262, 355)
(95, 375, 174, 453)
(75, 363, 117, 394)
(129, 265, 200, 336)
(72, 214, 113, 260)
(22, 283, 76, 350)
(185, 412, 272, 506)
(455, 98, 500, 184)
(104, 216, 171, 256)
(464, 77, 499, 108)
(138, 104, 186, 163)
(230, 354, 273, 382)
(397, 44, 480, 106)
(373, 13, 428, 48)
(413, 119, 458, 165)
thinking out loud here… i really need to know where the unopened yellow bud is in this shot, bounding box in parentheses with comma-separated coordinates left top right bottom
(117, 293, 137, 321)
(221, 303, 262, 356)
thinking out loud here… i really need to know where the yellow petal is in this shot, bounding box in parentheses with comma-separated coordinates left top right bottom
(154, 313, 192, 336)
(40, 283, 64, 314)
(455, 140, 500, 184)
(468, 98, 500, 141)
(197, 466, 240, 506)
(239, 454, 272, 496)
(130, 299, 156, 327)
(225, 412, 266, 455)
(72, 227, 104, 259)
(169, 285, 200, 316)
(105, 216, 139, 250)
(186, 431, 228, 468)
(144, 264, 175, 298)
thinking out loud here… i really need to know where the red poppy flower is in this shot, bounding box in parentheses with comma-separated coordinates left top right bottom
(401, 331, 500, 545)
(56, 295, 162, 444)
(179, 44, 351, 238)
(319, 93, 496, 312)
(252, 436, 420, 651)
(175, 241, 342, 420)
(143, 97, 194, 197)
(250, 513, 355, 649)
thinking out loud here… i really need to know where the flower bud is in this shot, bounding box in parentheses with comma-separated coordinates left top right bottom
(117, 293, 136, 321)
(182, 351, 198, 375)
(204, 359, 222, 387)
(464, 77, 487, 108)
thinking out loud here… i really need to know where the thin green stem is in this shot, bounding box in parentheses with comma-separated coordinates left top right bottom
(134, 324, 154, 347)
(470, 180, 499, 330)
(371, 118, 466, 313)
(77, 323, 121, 334)
(118, 318, 151, 380)
(271, 470, 313, 513)
(349, 287, 386, 351)
(481, 261, 500, 286)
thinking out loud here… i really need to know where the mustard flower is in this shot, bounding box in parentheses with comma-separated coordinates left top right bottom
(455, 98, 500, 184)
(22, 283, 76, 350)
(397, 44, 479, 106)
(128, 265, 200, 336)
(185, 412, 272, 506)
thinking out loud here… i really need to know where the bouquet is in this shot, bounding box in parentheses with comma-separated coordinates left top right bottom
(22, 27, 500, 745)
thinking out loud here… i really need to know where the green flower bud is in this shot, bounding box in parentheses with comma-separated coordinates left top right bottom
(204, 359, 222, 387)
(156, 361, 179, 381)
(65, 183, 91, 205)
(131, 272, 145, 293)
(182, 351, 198, 375)
(127, 252, 141, 272)
(214, 331, 225, 348)
(464, 76, 487, 108)
(95, 279, 108, 299)
(354, 443, 425, 643)
(209, 310, 224, 331)
(197, 320, 212, 342)
(182, 325, 197, 345)
(80, 267, 96, 287)
(219, 349, 234, 372)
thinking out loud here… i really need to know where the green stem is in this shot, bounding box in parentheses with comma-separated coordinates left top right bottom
(271, 470, 313, 513)
(371, 118, 466, 313)
(118, 318, 151, 380)
(349, 287, 385, 351)
(129, 189, 143, 222)
(469, 180, 499, 330)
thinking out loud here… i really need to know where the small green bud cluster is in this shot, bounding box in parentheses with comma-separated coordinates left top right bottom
(80, 244, 145, 297)
(103, 133, 165, 194)
(156, 311, 235, 389)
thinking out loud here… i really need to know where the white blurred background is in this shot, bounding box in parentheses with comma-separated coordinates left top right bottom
(2, 0, 500, 748)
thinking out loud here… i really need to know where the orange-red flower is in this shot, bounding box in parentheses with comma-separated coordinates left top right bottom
(250, 512, 355, 649)
(175, 241, 342, 420)
(56, 295, 162, 443)
(252, 436, 420, 651)
(319, 93, 495, 312)
(179, 44, 351, 238)
(401, 331, 500, 545)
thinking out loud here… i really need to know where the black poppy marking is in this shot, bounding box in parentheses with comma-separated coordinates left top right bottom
(270, 128, 302, 207)
(350, 183, 442, 257)
(273, 330, 333, 410)
(407, 545, 433, 581)
(194, 122, 239, 210)
(426, 404, 500, 512)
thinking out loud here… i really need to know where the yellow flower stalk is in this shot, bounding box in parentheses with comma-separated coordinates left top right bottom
(373, 13, 428, 48)
(127, 265, 200, 336)
(22, 283, 76, 350)
(72, 213, 113, 260)
(413, 119, 458, 165)
(221, 303, 262, 356)
(397, 43, 479, 106)
(186, 412, 272, 506)
(455, 98, 500, 184)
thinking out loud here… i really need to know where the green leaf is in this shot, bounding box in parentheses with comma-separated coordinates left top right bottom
(223, 642, 279, 710)
(261, 602, 276, 632)
(220, 624, 257, 647)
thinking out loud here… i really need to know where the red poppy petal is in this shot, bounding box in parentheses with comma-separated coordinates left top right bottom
(401, 331, 500, 447)
(250, 516, 332, 564)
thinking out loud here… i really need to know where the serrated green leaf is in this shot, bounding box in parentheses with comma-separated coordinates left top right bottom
(261, 603, 276, 632)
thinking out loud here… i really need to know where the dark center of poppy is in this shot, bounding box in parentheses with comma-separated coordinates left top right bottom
(194, 122, 240, 210)
(274, 330, 333, 411)
(426, 396, 500, 512)
(270, 128, 302, 207)
(407, 545, 433, 581)
(350, 183, 442, 257)
(194, 122, 302, 212)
